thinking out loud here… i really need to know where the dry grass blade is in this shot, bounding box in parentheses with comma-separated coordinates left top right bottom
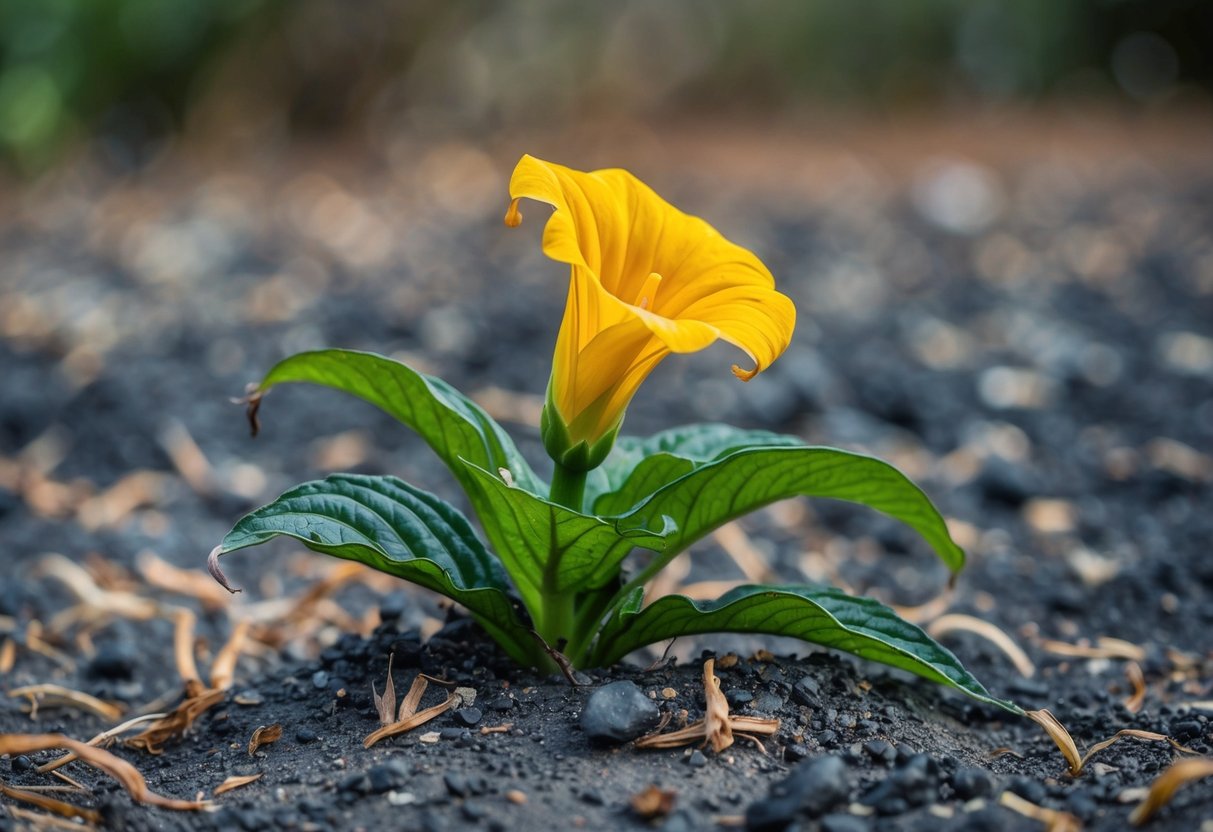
(1123, 661, 1146, 713)
(125, 680, 225, 754)
(999, 791, 1081, 832)
(137, 550, 231, 611)
(927, 614, 1036, 678)
(1079, 730, 1198, 770)
(75, 470, 168, 531)
(399, 674, 429, 722)
(38, 553, 160, 628)
(0, 734, 209, 810)
(247, 724, 282, 756)
(0, 784, 102, 824)
(1129, 757, 1213, 825)
(1039, 637, 1147, 661)
(172, 608, 200, 683)
(213, 773, 263, 796)
(158, 420, 217, 497)
(0, 636, 15, 673)
(10, 685, 124, 722)
(7, 804, 98, 831)
(37, 712, 170, 774)
(1026, 709, 1083, 776)
(364, 688, 462, 749)
(372, 653, 397, 726)
(209, 620, 250, 691)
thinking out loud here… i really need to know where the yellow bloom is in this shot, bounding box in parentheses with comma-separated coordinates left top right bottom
(505, 154, 796, 469)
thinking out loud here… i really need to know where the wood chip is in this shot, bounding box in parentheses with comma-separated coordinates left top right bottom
(248, 723, 283, 755)
(1130, 757, 1213, 825)
(418, 731, 440, 744)
(0, 733, 209, 811)
(927, 614, 1036, 678)
(214, 773, 264, 796)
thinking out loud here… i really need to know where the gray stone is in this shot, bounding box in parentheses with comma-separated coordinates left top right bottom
(580, 681, 661, 745)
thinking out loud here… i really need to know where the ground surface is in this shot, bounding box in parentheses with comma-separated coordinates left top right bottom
(2, 116, 1213, 830)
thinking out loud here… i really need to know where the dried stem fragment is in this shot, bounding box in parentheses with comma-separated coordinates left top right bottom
(927, 614, 1036, 678)
(125, 680, 225, 754)
(173, 607, 200, 683)
(636, 659, 778, 753)
(209, 620, 250, 691)
(214, 774, 263, 796)
(0, 784, 102, 824)
(0, 734, 209, 810)
(10, 685, 124, 722)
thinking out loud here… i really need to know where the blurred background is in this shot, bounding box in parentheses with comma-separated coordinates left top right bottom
(0, 0, 1211, 172)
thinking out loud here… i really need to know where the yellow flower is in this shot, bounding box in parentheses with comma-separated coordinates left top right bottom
(505, 154, 796, 469)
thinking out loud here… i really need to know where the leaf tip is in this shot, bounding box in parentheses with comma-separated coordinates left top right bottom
(207, 546, 241, 594)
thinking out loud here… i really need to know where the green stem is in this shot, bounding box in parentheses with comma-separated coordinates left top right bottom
(548, 462, 586, 513)
(539, 462, 588, 650)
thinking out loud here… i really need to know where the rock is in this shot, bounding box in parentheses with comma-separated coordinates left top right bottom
(87, 642, 137, 680)
(745, 755, 850, 829)
(821, 815, 870, 832)
(792, 676, 820, 707)
(726, 690, 754, 707)
(11, 755, 33, 773)
(862, 753, 939, 810)
(295, 727, 320, 744)
(660, 808, 701, 832)
(580, 681, 661, 745)
(951, 766, 995, 800)
(688, 750, 708, 768)
(489, 696, 514, 712)
(863, 739, 896, 765)
(311, 670, 329, 690)
(379, 591, 409, 622)
(453, 707, 482, 727)
(367, 761, 409, 794)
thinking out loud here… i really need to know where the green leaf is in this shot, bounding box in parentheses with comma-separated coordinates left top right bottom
(461, 461, 668, 597)
(588, 424, 802, 514)
(217, 473, 536, 665)
(615, 445, 965, 576)
(254, 349, 544, 498)
(593, 584, 1021, 714)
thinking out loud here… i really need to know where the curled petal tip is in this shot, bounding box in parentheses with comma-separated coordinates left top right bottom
(731, 363, 759, 382)
(504, 198, 523, 228)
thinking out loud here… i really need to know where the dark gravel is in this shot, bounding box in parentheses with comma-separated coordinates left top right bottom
(1, 129, 1212, 830)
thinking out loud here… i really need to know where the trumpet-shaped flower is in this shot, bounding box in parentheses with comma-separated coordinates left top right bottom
(505, 154, 796, 469)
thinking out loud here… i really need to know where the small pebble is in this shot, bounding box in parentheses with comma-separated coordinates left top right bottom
(688, 750, 708, 768)
(296, 728, 320, 745)
(454, 707, 483, 727)
(580, 681, 661, 745)
(11, 755, 33, 773)
(311, 670, 329, 690)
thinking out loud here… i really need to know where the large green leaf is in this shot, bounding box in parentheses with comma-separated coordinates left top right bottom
(588, 424, 802, 514)
(461, 461, 668, 598)
(614, 446, 966, 577)
(216, 473, 535, 665)
(253, 349, 544, 498)
(592, 584, 1021, 714)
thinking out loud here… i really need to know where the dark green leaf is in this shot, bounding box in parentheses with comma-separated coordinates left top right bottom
(255, 349, 544, 498)
(588, 424, 802, 514)
(593, 584, 1021, 714)
(615, 445, 965, 576)
(461, 461, 668, 596)
(217, 473, 535, 665)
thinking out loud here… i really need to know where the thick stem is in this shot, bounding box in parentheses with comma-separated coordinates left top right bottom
(540, 462, 588, 650)
(548, 462, 586, 513)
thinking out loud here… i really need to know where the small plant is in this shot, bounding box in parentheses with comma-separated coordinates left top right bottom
(210, 154, 1019, 713)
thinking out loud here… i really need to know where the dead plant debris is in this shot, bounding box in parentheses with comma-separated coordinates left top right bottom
(9, 684, 124, 722)
(926, 614, 1036, 678)
(0, 733, 209, 811)
(0, 784, 102, 825)
(124, 680, 225, 754)
(213, 773, 264, 797)
(630, 784, 677, 819)
(363, 657, 476, 748)
(636, 659, 779, 753)
(248, 723, 283, 755)
(1129, 757, 1213, 825)
(1026, 709, 1198, 777)
(998, 790, 1081, 832)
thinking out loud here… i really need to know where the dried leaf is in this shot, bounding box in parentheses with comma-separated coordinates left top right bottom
(630, 784, 677, 819)
(1130, 758, 1213, 825)
(0, 783, 102, 824)
(1123, 661, 1146, 713)
(0, 733, 209, 810)
(1026, 709, 1083, 776)
(999, 791, 1081, 832)
(125, 680, 225, 754)
(636, 659, 778, 753)
(398, 673, 426, 722)
(372, 653, 397, 726)
(248, 723, 283, 755)
(927, 614, 1036, 678)
(364, 688, 459, 749)
(213, 773, 264, 796)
